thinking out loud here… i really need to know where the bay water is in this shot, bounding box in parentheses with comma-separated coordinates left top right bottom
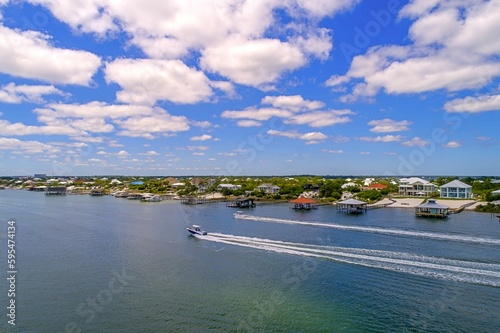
(1, 190, 499, 332)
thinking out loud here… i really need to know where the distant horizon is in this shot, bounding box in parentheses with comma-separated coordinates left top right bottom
(2, 174, 499, 179)
(0, 1, 499, 176)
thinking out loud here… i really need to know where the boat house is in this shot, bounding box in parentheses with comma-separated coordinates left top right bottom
(415, 199, 449, 218)
(336, 198, 367, 214)
(226, 198, 256, 208)
(45, 187, 67, 195)
(289, 197, 318, 210)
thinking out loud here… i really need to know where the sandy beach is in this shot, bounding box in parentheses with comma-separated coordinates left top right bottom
(373, 198, 479, 209)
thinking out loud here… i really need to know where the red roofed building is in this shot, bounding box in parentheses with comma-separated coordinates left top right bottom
(289, 197, 318, 210)
(361, 183, 388, 191)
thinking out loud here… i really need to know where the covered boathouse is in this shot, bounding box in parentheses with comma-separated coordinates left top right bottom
(336, 198, 367, 214)
(415, 199, 449, 218)
(289, 197, 318, 210)
(226, 198, 256, 208)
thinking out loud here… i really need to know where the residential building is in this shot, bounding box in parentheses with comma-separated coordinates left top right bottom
(256, 183, 280, 194)
(440, 180, 472, 199)
(398, 177, 437, 196)
(217, 184, 242, 191)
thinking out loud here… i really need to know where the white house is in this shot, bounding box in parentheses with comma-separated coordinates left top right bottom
(440, 180, 472, 199)
(256, 183, 280, 194)
(217, 184, 241, 191)
(398, 177, 437, 196)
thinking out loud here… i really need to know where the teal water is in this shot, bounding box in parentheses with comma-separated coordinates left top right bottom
(1, 190, 499, 332)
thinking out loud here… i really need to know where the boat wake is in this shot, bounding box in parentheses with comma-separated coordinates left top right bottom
(201, 233, 500, 287)
(234, 214, 500, 246)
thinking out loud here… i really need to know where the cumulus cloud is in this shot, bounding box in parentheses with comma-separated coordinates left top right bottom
(0, 25, 101, 85)
(327, 1, 500, 100)
(443, 141, 461, 148)
(368, 119, 412, 132)
(261, 95, 324, 112)
(190, 134, 212, 141)
(201, 37, 306, 88)
(444, 94, 500, 113)
(358, 135, 402, 143)
(322, 149, 344, 154)
(114, 111, 190, 139)
(0, 137, 60, 154)
(267, 129, 327, 144)
(32, 102, 191, 139)
(0, 83, 66, 104)
(27, 0, 357, 89)
(105, 59, 215, 105)
(402, 137, 430, 147)
(222, 94, 353, 128)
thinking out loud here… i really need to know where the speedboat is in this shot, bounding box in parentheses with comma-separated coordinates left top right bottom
(233, 211, 248, 219)
(187, 225, 207, 236)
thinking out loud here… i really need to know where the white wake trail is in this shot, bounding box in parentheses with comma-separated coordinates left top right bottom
(198, 233, 500, 287)
(234, 215, 500, 245)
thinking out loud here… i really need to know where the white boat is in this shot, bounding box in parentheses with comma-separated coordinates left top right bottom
(233, 211, 249, 219)
(187, 225, 207, 236)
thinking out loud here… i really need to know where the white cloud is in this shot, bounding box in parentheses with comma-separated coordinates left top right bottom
(0, 83, 66, 104)
(402, 137, 430, 147)
(222, 107, 292, 122)
(443, 141, 461, 148)
(368, 119, 412, 132)
(116, 150, 129, 158)
(190, 134, 212, 141)
(140, 151, 159, 156)
(328, 1, 500, 100)
(444, 94, 500, 113)
(332, 135, 350, 143)
(179, 146, 209, 151)
(105, 59, 214, 105)
(236, 120, 262, 127)
(322, 149, 344, 154)
(114, 110, 190, 139)
(201, 37, 306, 88)
(28, 1, 355, 89)
(261, 95, 325, 112)
(222, 95, 353, 128)
(285, 110, 353, 127)
(0, 25, 101, 85)
(267, 129, 327, 143)
(0, 119, 86, 136)
(0, 137, 60, 154)
(34, 102, 191, 139)
(358, 135, 402, 143)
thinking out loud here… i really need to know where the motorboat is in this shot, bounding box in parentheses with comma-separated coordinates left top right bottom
(233, 211, 248, 219)
(187, 225, 207, 236)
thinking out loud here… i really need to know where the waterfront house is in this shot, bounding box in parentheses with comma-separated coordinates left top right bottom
(398, 177, 437, 196)
(440, 180, 472, 199)
(256, 183, 280, 194)
(415, 199, 449, 218)
(217, 184, 242, 191)
(336, 198, 367, 214)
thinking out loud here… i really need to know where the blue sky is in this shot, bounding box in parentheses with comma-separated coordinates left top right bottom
(0, 0, 499, 177)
